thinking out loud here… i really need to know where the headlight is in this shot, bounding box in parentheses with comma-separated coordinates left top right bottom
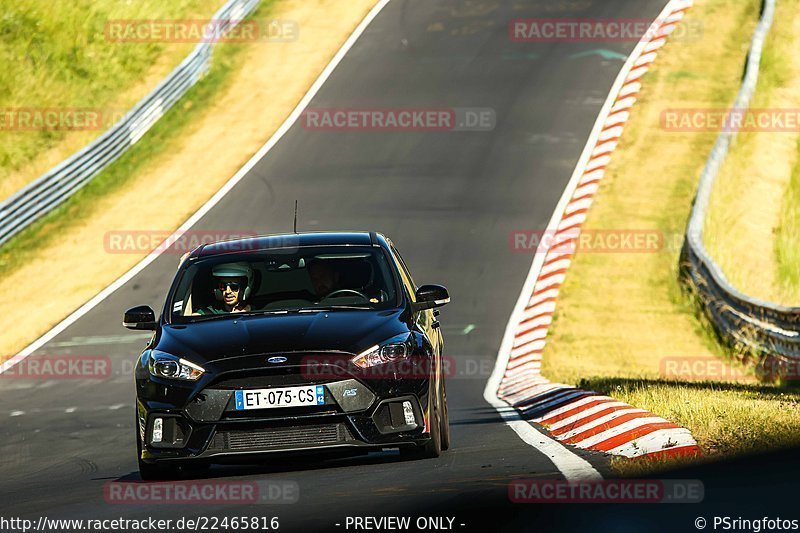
(351, 335, 410, 369)
(148, 351, 205, 381)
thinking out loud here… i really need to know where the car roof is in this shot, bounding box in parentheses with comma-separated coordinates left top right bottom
(193, 231, 385, 258)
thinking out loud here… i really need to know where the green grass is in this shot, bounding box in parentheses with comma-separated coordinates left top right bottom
(702, 0, 800, 305)
(776, 135, 800, 294)
(586, 377, 800, 476)
(0, 0, 218, 190)
(536, 0, 800, 474)
(0, 0, 277, 278)
(541, 0, 759, 385)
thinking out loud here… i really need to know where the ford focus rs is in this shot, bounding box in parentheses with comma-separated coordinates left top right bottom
(124, 231, 450, 479)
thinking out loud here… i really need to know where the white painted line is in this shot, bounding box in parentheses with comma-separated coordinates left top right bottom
(1, 0, 393, 376)
(10, 411, 24, 417)
(482, 391, 602, 480)
(48, 333, 152, 348)
(483, 0, 695, 470)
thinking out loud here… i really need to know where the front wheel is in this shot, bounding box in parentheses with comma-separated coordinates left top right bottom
(439, 380, 450, 451)
(403, 397, 442, 459)
(422, 406, 442, 458)
(138, 458, 181, 481)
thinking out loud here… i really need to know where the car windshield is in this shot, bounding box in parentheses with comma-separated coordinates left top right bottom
(170, 246, 399, 322)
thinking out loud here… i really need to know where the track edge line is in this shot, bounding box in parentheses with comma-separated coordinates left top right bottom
(1, 0, 393, 375)
(483, 0, 699, 478)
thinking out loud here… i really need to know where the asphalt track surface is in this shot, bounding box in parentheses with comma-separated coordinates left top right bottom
(4, 1, 795, 532)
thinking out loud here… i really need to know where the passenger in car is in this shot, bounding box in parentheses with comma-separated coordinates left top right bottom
(308, 260, 341, 301)
(308, 259, 385, 304)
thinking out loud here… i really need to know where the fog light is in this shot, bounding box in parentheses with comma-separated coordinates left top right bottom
(152, 418, 163, 443)
(402, 401, 415, 425)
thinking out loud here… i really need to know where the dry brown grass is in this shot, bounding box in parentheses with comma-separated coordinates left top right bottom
(0, 0, 218, 201)
(543, 0, 759, 385)
(0, 0, 379, 359)
(539, 0, 800, 473)
(703, 0, 800, 305)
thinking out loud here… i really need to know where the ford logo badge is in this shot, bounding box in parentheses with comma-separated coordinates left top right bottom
(267, 356, 288, 364)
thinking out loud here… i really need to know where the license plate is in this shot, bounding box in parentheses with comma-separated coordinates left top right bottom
(234, 385, 326, 410)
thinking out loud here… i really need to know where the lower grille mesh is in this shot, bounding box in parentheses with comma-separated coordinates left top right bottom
(211, 423, 352, 451)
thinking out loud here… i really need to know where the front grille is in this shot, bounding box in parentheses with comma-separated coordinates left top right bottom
(210, 369, 355, 390)
(209, 356, 358, 390)
(210, 423, 353, 451)
(221, 404, 339, 420)
(212, 373, 318, 389)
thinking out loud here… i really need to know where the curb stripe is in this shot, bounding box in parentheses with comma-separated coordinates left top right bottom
(588, 422, 681, 451)
(537, 398, 620, 425)
(550, 405, 645, 434)
(562, 412, 653, 444)
(485, 0, 701, 466)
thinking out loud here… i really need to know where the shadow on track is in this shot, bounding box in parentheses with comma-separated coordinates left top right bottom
(108, 447, 442, 482)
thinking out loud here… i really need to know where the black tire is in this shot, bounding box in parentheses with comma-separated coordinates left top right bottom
(439, 380, 451, 452)
(423, 406, 442, 458)
(138, 458, 181, 481)
(403, 394, 441, 459)
(140, 458, 210, 480)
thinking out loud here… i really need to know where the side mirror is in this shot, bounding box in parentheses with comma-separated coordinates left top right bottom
(123, 305, 157, 331)
(414, 285, 450, 311)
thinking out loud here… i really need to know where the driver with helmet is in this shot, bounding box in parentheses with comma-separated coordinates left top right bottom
(197, 262, 253, 315)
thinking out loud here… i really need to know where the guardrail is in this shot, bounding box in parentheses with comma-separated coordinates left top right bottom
(679, 0, 790, 376)
(0, 0, 261, 247)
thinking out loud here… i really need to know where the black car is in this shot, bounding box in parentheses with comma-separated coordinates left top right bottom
(124, 231, 450, 479)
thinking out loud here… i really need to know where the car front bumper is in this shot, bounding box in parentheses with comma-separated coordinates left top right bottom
(136, 366, 433, 463)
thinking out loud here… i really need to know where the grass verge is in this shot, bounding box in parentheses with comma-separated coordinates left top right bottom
(0, 1, 277, 279)
(539, 0, 800, 475)
(0, 0, 380, 358)
(0, 0, 275, 276)
(776, 135, 800, 294)
(0, 0, 220, 200)
(703, 0, 800, 304)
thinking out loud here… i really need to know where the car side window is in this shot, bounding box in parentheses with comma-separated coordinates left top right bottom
(390, 244, 417, 302)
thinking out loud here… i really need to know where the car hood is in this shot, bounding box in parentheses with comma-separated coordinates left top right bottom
(154, 309, 409, 364)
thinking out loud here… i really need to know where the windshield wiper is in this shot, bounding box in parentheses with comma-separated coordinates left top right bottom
(297, 305, 372, 312)
(185, 309, 296, 322)
(183, 306, 371, 321)
(185, 313, 237, 323)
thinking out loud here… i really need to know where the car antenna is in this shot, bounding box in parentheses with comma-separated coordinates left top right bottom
(293, 200, 298, 233)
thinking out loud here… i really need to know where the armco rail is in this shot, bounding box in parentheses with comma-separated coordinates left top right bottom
(0, 0, 260, 247)
(680, 0, 787, 373)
